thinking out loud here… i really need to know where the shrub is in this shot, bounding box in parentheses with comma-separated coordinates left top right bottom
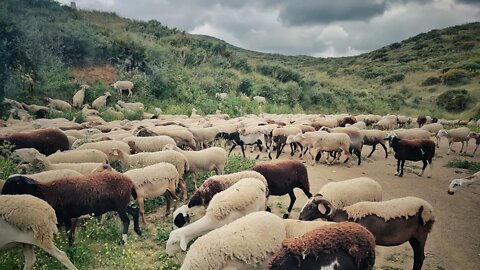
(0, 142, 18, 179)
(381, 73, 405, 85)
(436, 89, 473, 112)
(447, 159, 480, 172)
(421, 76, 441, 86)
(441, 69, 469, 85)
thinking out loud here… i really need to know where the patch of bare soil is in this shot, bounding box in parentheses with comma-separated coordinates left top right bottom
(71, 65, 117, 85)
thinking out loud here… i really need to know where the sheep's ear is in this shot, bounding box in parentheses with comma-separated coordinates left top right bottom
(318, 203, 327, 215)
(180, 236, 188, 251)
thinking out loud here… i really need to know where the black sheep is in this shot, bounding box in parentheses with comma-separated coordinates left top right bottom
(0, 128, 69, 155)
(388, 136, 435, 178)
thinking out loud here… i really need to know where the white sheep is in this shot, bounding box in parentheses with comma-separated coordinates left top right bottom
(166, 178, 268, 255)
(147, 127, 197, 150)
(180, 211, 285, 270)
(448, 171, 480, 195)
(162, 143, 227, 189)
(172, 170, 268, 228)
(46, 149, 108, 164)
(359, 129, 389, 158)
(313, 177, 383, 209)
(81, 104, 100, 117)
(76, 140, 130, 155)
(44, 97, 72, 111)
(122, 135, 176, 152)
(253, 95, 266, 104)
(72, 84, 89, 108)
(124, 162, 180, 216)
(215, 92, 228, 100)
(346, 121, 366, 129)
(188, 127, 219, 149)
(0, 195, 78, 270)
(437, 127, 471, 154)
(112, 80, 134, 97)
(117, 100, 144, 111)
(91, 92, 111, 110)
(388, 128, 431, 140)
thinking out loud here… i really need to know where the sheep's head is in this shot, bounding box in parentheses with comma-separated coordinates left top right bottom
(107, 148, 121, 161)
(299, 194, 335, 221)
(104, 92, 112, 97)
(2, 176, 38, 195)
(90, 163, 113, 174)
(80, 84, 90, 90)
(13, 148, 43, 164)
(165, 229, 187, 256)
(162, 144, 177, 151)
(43, 97, 51, 103)
(436, 129, 448, 138)
(448, 179, 466, 195)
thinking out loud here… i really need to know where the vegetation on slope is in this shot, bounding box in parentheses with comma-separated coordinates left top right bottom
(1, 0, 479, 119)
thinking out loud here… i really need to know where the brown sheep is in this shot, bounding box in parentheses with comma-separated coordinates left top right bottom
(0, 128, 69, 155)
(253, 160, 312, 218)
(268, 222, 376, 270)
(2, 172, 145, 245)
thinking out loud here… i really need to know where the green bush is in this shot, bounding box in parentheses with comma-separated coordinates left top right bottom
(441, 69, 469, 85)
(381, 73, 405, 85)
(421, 76, 441, 86)
(0, 143, 18, 179)
(436, 89, 473, 112)
(447, 159, 480, 172)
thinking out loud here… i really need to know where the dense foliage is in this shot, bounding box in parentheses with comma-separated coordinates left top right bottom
(1, 0, 479, 119)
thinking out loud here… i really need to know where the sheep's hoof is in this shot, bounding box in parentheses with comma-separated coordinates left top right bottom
(282, 213, 290, 219)
(394, 172, 399, 176)
(119, 240, 126, 245)
(398, 174, 403, 178)
(266, 206, 272, 212)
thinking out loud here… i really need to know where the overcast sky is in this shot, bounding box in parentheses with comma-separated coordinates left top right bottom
(58, 0, 480, 57)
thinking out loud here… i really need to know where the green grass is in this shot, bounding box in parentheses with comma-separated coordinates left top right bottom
(447, 159, 480, 172)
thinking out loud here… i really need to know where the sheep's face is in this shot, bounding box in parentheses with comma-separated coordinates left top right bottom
(2, 176, 38, 195)
(437, 130, 448, 138)
(299, 195, 333, 221)
(165, 230, 185, 256)
(162, 144, 176, 151)
(448, 179, 463, 195)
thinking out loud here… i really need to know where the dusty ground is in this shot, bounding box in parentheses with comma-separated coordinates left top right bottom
(247, 138, 480, 270)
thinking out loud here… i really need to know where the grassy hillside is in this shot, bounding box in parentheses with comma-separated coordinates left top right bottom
(1, 0, 479, 119)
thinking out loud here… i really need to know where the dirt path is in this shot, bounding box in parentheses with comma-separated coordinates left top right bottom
(250, 139, 480, 270)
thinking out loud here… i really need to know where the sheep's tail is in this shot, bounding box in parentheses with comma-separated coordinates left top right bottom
(131, 185, 146, 224)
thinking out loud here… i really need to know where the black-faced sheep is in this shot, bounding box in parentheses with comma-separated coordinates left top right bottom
(0, 195, 78, 270)
(299, 196, 435, 270)
(253, 160, 312, 218)
(447, 171, 480, 195)
(2, 172, 145, 245)
(417, 115, 427, 128)
(268, 222, 376, 270)
(0, 128, 69, 155)
(388, 136, 435, 178)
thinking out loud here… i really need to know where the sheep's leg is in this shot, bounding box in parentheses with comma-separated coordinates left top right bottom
(191, 173, 198, 190)
(126, 206, 142, 236)
(409, 238, 425, 270)
(179, 178, 188, 200)
(399, 160, 405, 177)
(418, 160, 427, 176)
(240, 144, 247, 158)
(355, 148, 362, 165)
(463, 140, 468, 153)
(459, 141, 465, 153)
(64, 219, 75, 246)
(228, 144, 237, 157)
(367, 144, 376, 158)
(447, 141, 454, 154)
(435, 136, 440, 148)
(284, 191, 296, 219)
(380, 142, 388, 158)
(473, 144, 479, 155)
(164, 191, 172, 217)
(427, 159, 433, 178)
(395, 159, 401, 176)
(118, 211, 131, 245)
(23, 244, 36, 270)
(41, 244, 78, 270)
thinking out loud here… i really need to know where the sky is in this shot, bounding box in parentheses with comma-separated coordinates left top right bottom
(58, 0, 480, 57)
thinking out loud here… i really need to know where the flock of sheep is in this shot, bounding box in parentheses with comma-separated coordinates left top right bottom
(1, 95, 479, 270)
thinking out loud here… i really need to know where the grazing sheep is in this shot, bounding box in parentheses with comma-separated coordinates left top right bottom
(76, 140, 130, 155)
(299, 196, 434, 270)
(180, 211, 285, 270)
(166, 178, 268, 255)
(417, 115, 427, 128)
(162, 144, 227, 190)
(469, 132, 479, 155)
(0, 195, 78, 270)
(271, 126, 302, 159)
(2, 172, 145, 245)
(44, 97, 72, 111)
(388, 136, 435, 178)
(338, 116, 357, 127)
(117, 100, 144, 111)
(253, 160, 312, 218)
(72, 84, 89, 108)
(91, 92, 111, 110)
(145, 127, 197, 150)
(122, 135, 176, 152)
(0, 128, 69, 156)
(437, 127, 471, 154)
(447, 171, 480, 195)
(373, 118, 395, 130)
(46, 149, 108, 164)
(309, 132, 352, 167)
(324, 127, 363, 166)
(112, 80, 134, 97)
(188, 127, 220, 149)
(268, 222, 376, 270)
(81, 104, 100, 117)
(124, 162, 179, 216)
(253, 95, 266, 103)
(314, 177, 383, 209)
(214, 92, 228, 100)
(173, 170, 268, 228)
(360, 129, 388, 158)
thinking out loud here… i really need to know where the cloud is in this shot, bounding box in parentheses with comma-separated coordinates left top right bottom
(58, 0, 480, 57)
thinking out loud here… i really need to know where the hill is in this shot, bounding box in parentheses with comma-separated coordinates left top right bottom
(1, 0, 479, 119)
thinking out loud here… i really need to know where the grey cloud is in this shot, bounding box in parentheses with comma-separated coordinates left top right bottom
(456, 0, 480, 4)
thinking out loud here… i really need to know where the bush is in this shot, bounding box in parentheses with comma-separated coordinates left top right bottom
(421, 76, 441, 86)
(447, 159, 480, 172)
(441, 69, 469, 85)
(436, 89, 473, 112)
(0, 142, 18, 179)
(381, 73, 405, 85)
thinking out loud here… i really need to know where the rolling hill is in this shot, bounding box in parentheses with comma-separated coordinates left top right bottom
(1, 0, 479, 120)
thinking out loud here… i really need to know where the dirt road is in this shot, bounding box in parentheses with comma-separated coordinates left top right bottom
(254, 139, 480, 270)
